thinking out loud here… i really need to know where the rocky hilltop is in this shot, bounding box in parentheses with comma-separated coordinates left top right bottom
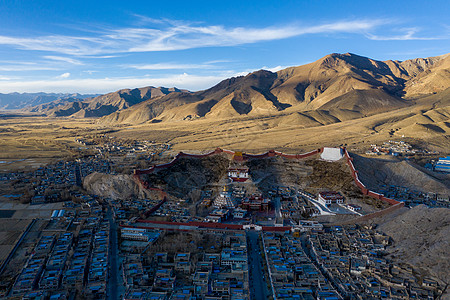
(83, 172, 151, 200)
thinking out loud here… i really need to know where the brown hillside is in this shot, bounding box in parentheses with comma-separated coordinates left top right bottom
(319, 89, 408, 115)
(351, 153, 450, 193)
(376, 205, 450, 283)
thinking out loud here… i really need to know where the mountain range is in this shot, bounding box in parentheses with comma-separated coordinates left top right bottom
(23, 86, 187, 117)
(20, 52, 450, 131)
(100, 52, 449, 124)
(0, 92, 97, 110)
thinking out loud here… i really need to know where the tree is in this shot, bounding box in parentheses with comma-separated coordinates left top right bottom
(19, 189, 32, 204)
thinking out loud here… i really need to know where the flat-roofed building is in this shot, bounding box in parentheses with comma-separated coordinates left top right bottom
(233, 208, 246, 219)
(435, 156, 450, 173)
(221, 248, 247, 266)
(121, 227, 160, 242)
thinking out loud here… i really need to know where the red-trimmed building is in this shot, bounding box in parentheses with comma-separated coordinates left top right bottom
(228, 168, 249, 182)
(228, 152, 250, 182)
(318, 191, 344, 206)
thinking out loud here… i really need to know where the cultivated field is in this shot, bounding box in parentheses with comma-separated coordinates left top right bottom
(0, 116, 99, 171)
(0, 219, 31, 263)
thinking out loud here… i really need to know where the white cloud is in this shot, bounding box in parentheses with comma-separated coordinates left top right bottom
(125, 62, 218, 70)
(58, 72, 71, 78)
(233, 71, 252, 77)
(205, 59, 234, 64)
(125, 20, 387, 52)
(262, 66, 287, 72)
(0, 73, 232, 93)
(81, 55, 121, 59)
(82, 70, 98, 74)
(0, 35, 106, 56)
(0, 65, 61, 71)
(44, 55, 84, 65)
(0, 19, 391, 56)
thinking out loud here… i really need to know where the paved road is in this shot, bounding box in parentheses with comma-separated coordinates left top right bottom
(107, 206, 120, 300)
(246, 230, 270, 300)
(300, 235, 344, 298)
(74, 162, 82, 186)
(273, 196, 283, 224)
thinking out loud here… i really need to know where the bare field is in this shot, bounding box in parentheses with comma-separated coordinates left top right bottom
(0, 219, 48, 290)
(377, 205, 450, 283)
(0, 202, 63, 218)
(0, 219, 31, 263)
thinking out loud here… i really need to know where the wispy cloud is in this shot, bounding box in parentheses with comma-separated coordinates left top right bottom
(82, 70, 98, 75)
(366, 27, 444, 41)
(124, 62, 221, 70)
(81, 55, 121, 59)
(0, 35, 107, 56)
(0, 64, 61, 71)
(205, 59, 234, 64)
(125, 20, 386, 52)
(131, 14, 192, 27)
(44, 55, 84, 65)
(0, 58, 79, 72)
(0, 19, 391, 56)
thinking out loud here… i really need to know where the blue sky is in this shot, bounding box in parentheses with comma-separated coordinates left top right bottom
(0, 0, 448, 93)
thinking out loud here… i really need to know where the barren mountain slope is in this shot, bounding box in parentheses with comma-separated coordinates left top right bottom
(102, 70, 289, 123)
(24, 97, 84, 114)
(351, 153, 450, 193)
(319, 89, 408, 115)
(272, 53, 408, 109)
(2, 92, 97, 110)
(376, 205, 450, 284)
(101, 91, 203, 124)
(401, 54, 450, 97)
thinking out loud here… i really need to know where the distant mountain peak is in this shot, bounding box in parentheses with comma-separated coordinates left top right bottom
(0, 92, 98, 110)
